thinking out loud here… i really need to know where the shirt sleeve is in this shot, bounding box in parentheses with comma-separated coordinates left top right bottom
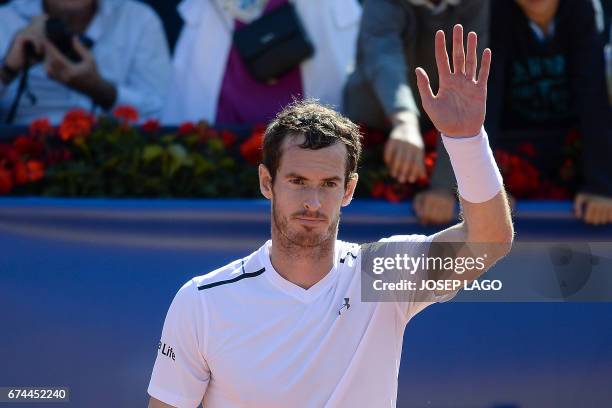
(358, 0, 418, 117)
(378, 234, 459, 324)
(111, 5, 172, 120)
(148, 279, 210, 408)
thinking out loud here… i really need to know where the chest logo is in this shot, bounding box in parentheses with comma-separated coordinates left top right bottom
(338, 297, 350, 315)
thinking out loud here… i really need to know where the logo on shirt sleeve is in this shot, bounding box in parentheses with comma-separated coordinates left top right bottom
(158, 341, 176, 361)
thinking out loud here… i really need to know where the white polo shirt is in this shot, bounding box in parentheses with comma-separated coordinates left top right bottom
(148, 234, 456, 408)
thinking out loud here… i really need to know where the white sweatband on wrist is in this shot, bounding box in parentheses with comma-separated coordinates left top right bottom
(441, 127, 503, 203)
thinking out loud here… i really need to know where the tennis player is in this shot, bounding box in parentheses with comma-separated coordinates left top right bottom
(148, 24, 514, 408)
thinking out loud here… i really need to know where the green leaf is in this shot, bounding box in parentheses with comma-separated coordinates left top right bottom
(142, 145, 164, 162)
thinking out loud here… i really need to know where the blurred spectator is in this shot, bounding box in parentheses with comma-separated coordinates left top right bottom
(0, 0, 172, 124)
(487, 0, 612, 225)
(344, 0, 489, 225)
(162, 0, 362, 125)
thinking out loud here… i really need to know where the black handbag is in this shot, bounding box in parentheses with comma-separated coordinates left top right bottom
(232, 2, 315, 84)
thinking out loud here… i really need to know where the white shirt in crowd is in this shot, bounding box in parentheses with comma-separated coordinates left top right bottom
(0, 0, 172, 124)
(148, 234, 456, 408)
(162, 0, 362, 125)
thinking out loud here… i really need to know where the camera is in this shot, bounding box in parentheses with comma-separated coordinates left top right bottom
(44, 17, 93, 62)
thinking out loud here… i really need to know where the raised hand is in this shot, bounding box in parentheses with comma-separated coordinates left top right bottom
(415, 24, 491, 138)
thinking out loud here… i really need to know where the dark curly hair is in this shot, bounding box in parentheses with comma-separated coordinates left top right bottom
(263, 100, 362, 187)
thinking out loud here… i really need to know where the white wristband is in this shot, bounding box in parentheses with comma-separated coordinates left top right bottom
(441, 127, 503, 203)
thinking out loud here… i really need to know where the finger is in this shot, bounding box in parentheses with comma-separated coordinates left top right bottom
(390, 144, 407, 180)
(465, 31, 478, 81)
(20, 34, 44, 58)
(423, 199, 438, 224)
(383, 139, 394, 165)
(477, 48, 492, 87)
(594, 205, 606, 226)
(444, 198, 456, 220)
(574, 193, 587, 218)
(430, 204, 446, 224)
(589, 205, 601, 226)
(585, 202, 597, 225)
(413, 192, 425, 215)
(407, 154, 424, 183)
(397, 150, 413, 184)
(72, 36, 90, 60)
(452, 24, 465, 75)
(414, 156, 427, 181)
(434, 30, 451, 84)
(415, 68, 435, 108)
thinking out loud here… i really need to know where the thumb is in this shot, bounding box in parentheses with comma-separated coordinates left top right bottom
(415, 67, 434, 108)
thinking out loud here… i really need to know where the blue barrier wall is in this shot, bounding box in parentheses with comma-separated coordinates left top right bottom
(1, 199, 611, 407)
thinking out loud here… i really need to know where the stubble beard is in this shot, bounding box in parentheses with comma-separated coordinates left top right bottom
(271, 199, 340, 260)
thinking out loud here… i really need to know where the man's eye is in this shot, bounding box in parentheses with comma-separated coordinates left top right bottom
(290, 178, 305, 185)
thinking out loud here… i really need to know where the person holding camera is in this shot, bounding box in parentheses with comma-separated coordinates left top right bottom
(0, 0, 172, 124)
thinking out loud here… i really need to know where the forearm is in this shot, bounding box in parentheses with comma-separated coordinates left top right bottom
(459, 190, 513, 244)
(368, 64, 419, 118)
(429, 191, 511, 297)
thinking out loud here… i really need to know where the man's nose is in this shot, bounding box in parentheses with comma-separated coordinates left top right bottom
(303, 187, 322, 212)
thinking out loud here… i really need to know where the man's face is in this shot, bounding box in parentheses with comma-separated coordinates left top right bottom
(515, 0, 559, 19)
(260, 135, 357, 249)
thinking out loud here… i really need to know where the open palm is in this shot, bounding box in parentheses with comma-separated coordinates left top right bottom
(415, 24, 491, 138)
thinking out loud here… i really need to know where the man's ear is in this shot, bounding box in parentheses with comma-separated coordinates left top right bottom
(341, 173, 358, 207)
(259, 164, 273, 200)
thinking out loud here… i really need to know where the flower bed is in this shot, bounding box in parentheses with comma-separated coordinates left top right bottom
(0, 106, 581, 200)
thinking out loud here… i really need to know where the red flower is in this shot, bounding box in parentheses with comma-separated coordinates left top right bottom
(424, 151, 437, 172)
(240, 126, 265, 165)
(220, 130, 237, 149)
(113, 105, 139, 124)
(14, 160, 45, 185)
(495, 149, 540, 198)
(383, 183, 411, 203)
(141, 119, 160, 133)
(0, 167, 12, 194)
(29, 118, 52, 137)
(384, 184, 402, 203)
(371, 181, 386, 198)
(13, 136, 44, 157)
(205, 128, 219, 142)
(178, 122, 197, 136)
(0, 144, 19, 164)
(59, 110, 95, 141)
(423, 128, 439, 150)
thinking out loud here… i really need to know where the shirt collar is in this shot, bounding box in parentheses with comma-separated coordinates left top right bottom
(528, 20, 556, 43)
(407, 0, 461, 15)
